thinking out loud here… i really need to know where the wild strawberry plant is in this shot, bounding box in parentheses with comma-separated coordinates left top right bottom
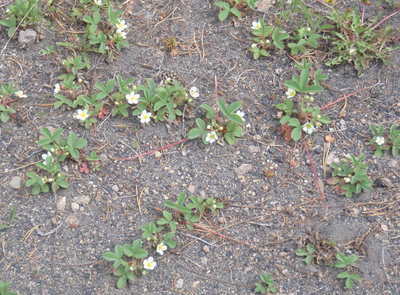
(369, 125, 400, 157)
(255, 273, 278, 294)
(249, 19, 289, 59)
(25, 128, 98, 195)
(187, 99, 245, 145)
(103, 192, 223, 288)
(328, 154, 372, 198)
(0, 84, 19, 123)
(0, 0, 41, 38)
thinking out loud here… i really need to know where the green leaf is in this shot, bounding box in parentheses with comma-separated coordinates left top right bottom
(131, 240, 148, 258)
(334, 253, 359, 268)
(224, 133, 236, 145)
(195, 118, 206, 129)
(87, 151, 100, 161)
(214, 1, 230, 9)
(218, 9, 229, 21)
(116, 276, 127, 289)
(102, 251, 121, 261)
(0, 17, 16, 28)
(154, 100, 167, 111)
(69, 148, 79, 161)
(200, 104, 216, 119)
(287, 118, 300, 127)
(187, 128, 205, 139)
(56, 176, 69, 189)
(67, 132, 87, 149)
(163, 210, 173, 221)
(32, 185, 41, 195)
(227, 113, 244, 125)
(291, 127, 302, 141)
(230, 7, 241, 18)
(7, 27, 17, 38)
(231, 126, 243, 137)
(255, 282, 266, 293)
(227, 101, 242, 113)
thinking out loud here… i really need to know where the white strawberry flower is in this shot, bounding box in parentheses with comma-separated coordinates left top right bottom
(375, 136, 385, 146)
(251, 20, 261, 30)
(126, 91, 140, 104)
(285, 88, 296, 98)
(189, 86, 199, 98)
(205, 131, 218, 144)
(236, 110, 245, 122)
(143, 257, 156, 270)
(74, 109, 90, 121)
(41, 151, 52, 162)
(156, 242, 167, 255)
(115, 19, 128, 32)
(94, 0, 102, 5)
(14, 90, 27, 98)
(139, 110, 152, 124)
(54, 83, 61, 95)
(116, 30, 127, 39)
(302, 122, 315, 135)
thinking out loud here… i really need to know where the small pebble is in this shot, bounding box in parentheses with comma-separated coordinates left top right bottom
(203, 245, 210, 253)
(71, 202, 80, 212)
(18, 29, 37, 45)
(66, 214, 79, 228)
(56, 197, 66, 211)
(175, 278, 184, 289)
(248, 145, 260, 153)
(112, 184, 119, 192)
(234, 164, 253, 176)
(388, 159, 398, 168)
(74, 195, 91, 205)
(192, 281, 200, 288)
(201, 257, 208, 265)
(187, 184, 196, 194)
(9, 176, 22, 189)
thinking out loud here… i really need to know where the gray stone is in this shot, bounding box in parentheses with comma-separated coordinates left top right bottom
(56, 197, 66, 211)
(375, 177, 393, 188)
(175, 278, 184, 289)
(112, 184, 119, 192)
(66, 214, 79, 227)
(9, 176, 22, 189)
(74, 195, 91, 205)
(388, 159, 398, 168)
(234, 164, 253, 176)
(71, 202, 80, 212)
(18, 29, 37, 45)
(256, 0, 275, 12)
(248, 145, 260, 153)
(187, 184, 196, 194)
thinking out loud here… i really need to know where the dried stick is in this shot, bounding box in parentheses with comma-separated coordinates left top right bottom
(304, 143, 325, 200)
(369, 8, 400, 31)
(320, 83, 379, 111)
(113, 138, 188, 161)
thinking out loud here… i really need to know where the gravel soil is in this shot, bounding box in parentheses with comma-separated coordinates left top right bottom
(0, 0, 399, 294)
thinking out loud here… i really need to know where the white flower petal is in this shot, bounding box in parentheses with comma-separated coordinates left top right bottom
(15, 90, 27, 98)
(285, 88, 296, 98)
(143, 257, 157, 270)
(375, 136, 385, 146)
(189, 86, 199, 98)
(205, 131, 218, 144)
(139, 110, 152, 124)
